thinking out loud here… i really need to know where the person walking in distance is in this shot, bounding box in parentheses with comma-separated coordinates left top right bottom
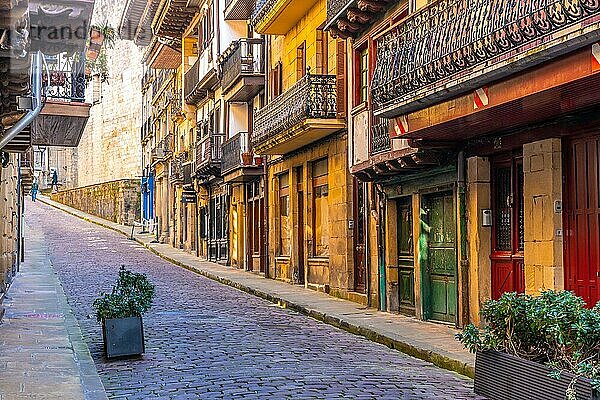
(31, 179, 39, 202)
(51, 169, 59, 192)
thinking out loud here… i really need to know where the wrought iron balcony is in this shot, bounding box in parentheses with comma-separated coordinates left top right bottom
(225, 0, 256, 20)
(196, 132, 225, 177)
(252, 73, 344, 155)
(221, 132, 263, 182)
(42, 53, 86, 103)
(171, 151, 189, 182)
(251, 0, 320, 34)
(371, 0, 600, 118)
(219, 38, 265, 102)
(152, 69, 174, 100)
(151, 134, 173, 161)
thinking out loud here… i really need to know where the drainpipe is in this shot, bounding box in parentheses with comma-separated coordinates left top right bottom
(0, 51, 43, 150)
(457, 150, 468, 328)
(16, 153, 21, 271)
(262, 35, 270, 279)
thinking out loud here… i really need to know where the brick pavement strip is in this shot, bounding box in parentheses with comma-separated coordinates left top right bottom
(31, 198, 484, 399)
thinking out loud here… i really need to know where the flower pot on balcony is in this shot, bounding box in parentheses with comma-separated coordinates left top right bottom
(254, 156, 263, 166)
(102, 316, 145, 358)
(241, 152, 253, 165)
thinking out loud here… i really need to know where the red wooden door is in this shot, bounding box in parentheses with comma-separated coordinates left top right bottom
(564, 135, 600, 307)
(491, 156, 525, 300)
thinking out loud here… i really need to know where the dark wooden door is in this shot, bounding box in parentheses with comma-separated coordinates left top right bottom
(297, 190, 305, 284)
(423, 191, 457, 323)
(491, 156, 525, 300)
(246, 180, 265, 273)
(396, 197, 415, 315)
(353, 180, 366, 293)
(565, 135, 600, 307)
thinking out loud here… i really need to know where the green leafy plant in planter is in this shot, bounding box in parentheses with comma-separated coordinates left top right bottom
(457, 290, 600, 400)
(93, 266, 155, 321)
(93, 266, 155, 358)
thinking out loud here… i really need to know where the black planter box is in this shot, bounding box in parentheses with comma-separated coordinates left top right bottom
(475, 350, 598, 400)
(102, 316, 145, 358)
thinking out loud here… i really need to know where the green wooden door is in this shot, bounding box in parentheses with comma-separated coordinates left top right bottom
(423, 191, 457, 323)
(397, 198, 415, 315)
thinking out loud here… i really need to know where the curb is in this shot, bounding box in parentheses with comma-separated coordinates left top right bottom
(38, 197, 475, 379)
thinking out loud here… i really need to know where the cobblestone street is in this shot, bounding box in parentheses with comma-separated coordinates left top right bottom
(26, 200, 483, 399)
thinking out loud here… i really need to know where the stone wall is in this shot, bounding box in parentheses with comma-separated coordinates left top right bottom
(75, 0, 143, 187)
(51, 179, 141, 225)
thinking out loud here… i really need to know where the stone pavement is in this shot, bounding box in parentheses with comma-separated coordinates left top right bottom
(28, 198, 483, 399)
(37, 195, 475, 379)
(0, 217, 107, 399)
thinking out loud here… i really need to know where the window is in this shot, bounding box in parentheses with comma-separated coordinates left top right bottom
(270, 61, 283, 99)
(316, 28, 328, 75)
(312, 159, 329, 257)
(297, 42, 306, 81)
(279, 172, 291, 256)
(357, 47, 369, 104)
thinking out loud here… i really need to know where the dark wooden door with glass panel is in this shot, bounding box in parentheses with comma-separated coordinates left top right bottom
(396, 197, 415, 315)
(564, 135, 600, 307)
(423, 191, 457, 323)
(491, 156, 525, 300)
(353, 180, 366, 293)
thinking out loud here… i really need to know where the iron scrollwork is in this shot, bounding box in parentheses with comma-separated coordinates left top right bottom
(42, 52, 86, 102)
(252, 73, 337, 147)
(371, 0, 600, 113)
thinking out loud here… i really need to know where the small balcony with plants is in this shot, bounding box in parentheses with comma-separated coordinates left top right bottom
(218, 38, 265, 102)
(221, 132, 263, 183)
(252, 72, 345, 155)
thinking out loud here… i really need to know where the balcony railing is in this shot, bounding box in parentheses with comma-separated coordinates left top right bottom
(151, 134, 173, 161)
(225, 0, 256, 19)
(152, 69, 174, 98)
(219, 38, 265, 94)
(171, 154, 184, 181)
(196, 133, 225, 175)
(371, 0, 600, 116)
(42, 52, 86, 102)
(221, 132, 260, 175)
(252, 73, 337, 147)
(370, 115, 391, 155)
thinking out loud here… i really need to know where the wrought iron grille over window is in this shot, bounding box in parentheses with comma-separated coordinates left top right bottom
(42, 52, 86, 102)
(371, 0, 600, 113)
(252, 73, 337, 146)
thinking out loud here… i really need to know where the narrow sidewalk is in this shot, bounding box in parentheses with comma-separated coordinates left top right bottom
(0, 217, 107, 399)
(38, 195, 475, 378)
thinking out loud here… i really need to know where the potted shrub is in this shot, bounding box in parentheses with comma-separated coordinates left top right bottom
(93, 266, 155, 358)
(457, 291, 600, 400)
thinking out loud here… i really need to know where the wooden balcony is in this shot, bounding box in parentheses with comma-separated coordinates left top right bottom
(221, 132, 263, 183)
(219, 38, 265, 102)
(252, 73, 345, 155)
(195, 133, 224, 177)
(251, 0, 320, 34)
(225, 0, 256, 20)
(371, 0, 600, 118)
(184, 53, 218, 105)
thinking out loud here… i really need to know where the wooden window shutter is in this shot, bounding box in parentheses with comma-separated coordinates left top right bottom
(336, 40, 347, 118)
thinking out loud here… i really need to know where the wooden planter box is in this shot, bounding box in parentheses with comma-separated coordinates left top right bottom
(102, 316, 145, 358)
(475, 350, 598, 400)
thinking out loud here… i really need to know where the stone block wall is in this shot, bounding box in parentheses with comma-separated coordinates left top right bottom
(51, 179, 141, 225)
